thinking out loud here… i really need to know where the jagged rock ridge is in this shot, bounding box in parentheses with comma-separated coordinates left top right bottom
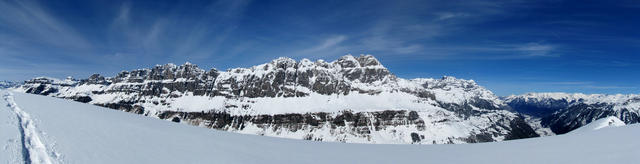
(16, 54, 538, 144)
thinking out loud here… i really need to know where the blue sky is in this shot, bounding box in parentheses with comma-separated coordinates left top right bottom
(1, 0, 639, 95)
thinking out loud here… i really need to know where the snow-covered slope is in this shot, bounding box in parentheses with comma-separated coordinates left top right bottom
(15, 55, 539, 144)
(569, 116, 625, 134)
(1, 90, 639, 164)
(0, 91, 25, 163)
(504, 92, 640, 134)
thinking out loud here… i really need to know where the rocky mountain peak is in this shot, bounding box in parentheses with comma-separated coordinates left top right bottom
(334, 55, 360, 68)
(86, 74, 108, 84)
(330, 54, 384, 69)
(298, 58, 314, 67)
(313, 59, 330, 68)
(160, 63, 178, 69)
(356, 54, 382, 67)
(440, 76, 466, 82)
(268, 57, 297, 69)
(176, 62, 205, 79)
(429, 76, 479, 90)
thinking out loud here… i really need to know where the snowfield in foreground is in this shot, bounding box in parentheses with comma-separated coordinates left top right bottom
(1, 90, 639, 164)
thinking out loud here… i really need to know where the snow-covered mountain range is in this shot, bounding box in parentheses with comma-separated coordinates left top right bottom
(504, 92, 640, 134)
(14, 55, 539, 144)
(13, 55, 639, 143)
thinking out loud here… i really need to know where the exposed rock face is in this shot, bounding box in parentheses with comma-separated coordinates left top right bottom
(17, 54, 538, 144)
(504, 93, 640, 134)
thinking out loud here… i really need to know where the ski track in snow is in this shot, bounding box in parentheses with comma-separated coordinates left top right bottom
(3, 92, 56, 164)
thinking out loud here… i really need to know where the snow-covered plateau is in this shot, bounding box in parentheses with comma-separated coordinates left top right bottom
(1, 90, 638, 164)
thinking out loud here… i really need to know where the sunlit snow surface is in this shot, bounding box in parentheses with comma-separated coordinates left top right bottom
(569, 116, 626, 134)
(1, 90, 639, 164)
(0, 92, 24, 163)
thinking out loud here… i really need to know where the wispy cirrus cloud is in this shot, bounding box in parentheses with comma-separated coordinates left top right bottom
(360, 35, 425, 55)
(0, 0, 637, 96)
(357, 21, 438, 55)
(338, 0, 559, 60)
(114, 2, 131, 24)
(435, 12, 468, 21)
(296, 35, 347, 55)
(0, 0, 256, 80)
(0, 0, 100, 77)
(535, 81, 593, 85)
(0, 0, 91, 49)
(392, 42, 559, 60)
(516, 43, 555, 57)
(288, 35, 350, 59)
(102, 0, 253, 62)
(170, 0, 252, 60)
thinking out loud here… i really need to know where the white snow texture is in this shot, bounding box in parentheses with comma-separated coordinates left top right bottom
(1, 90, 639, 164)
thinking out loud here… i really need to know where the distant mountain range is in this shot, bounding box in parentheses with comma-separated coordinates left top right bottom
(10, 55, 639, 143)
(504, 92, 640, 134)
(0, 81, 21, 89)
